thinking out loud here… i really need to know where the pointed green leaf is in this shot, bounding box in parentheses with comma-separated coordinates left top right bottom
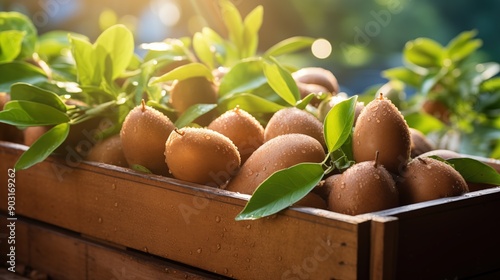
(446, 30, 482, 63)
(404, 38, 444, 68)
(0, 12, 37, 59)
(193, 32, 215, 69)
(264, 36, 315, 57)
(447, 158, 500, 185)
(382, 67, 422, 88)
(0, 62, 47, 92)
(242, 5, 263, 57)
(15, 123, 70, 170)
(1, 100, 70, 126)
(151, 62, 213, 84)
(69, 35, 98, 86)
(95, 24, 134, 80)
(235, 162, 325, 220)
(262, 60, 299, 105)
(0, 30, 25, 62)
(220, 0, 244, 51)
(219, 93, 286, 114)
(175, 103, 217, 128)
(218, 58, 267, 97)
(324, 95, 358, 153)
(405, 112, 445, 134)
(10, 83, 67, 112)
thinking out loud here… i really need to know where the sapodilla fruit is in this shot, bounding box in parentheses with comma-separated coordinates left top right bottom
(397, 157, 468, 205)
(328, 153, 399, 215)
(169, 76, 218, 126)
(165, 127, 241, 187)
(353, 93, 411, 174)
(86, 134, 127, 167)
(264, 107, 326, 150)
(409, 128, 434, 158)
(226, 133, 325, 195)
(208, 107, 264, 163)
(120, 100, 175, 175)
(292, 67, 339, 94)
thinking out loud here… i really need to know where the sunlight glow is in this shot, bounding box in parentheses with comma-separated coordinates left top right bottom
(311, 38, 332, 59)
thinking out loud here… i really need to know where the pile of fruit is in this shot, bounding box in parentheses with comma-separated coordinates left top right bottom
(0, 2, 499, 220)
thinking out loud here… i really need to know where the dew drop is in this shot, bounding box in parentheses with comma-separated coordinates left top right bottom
(246, 224, 251, 230)
(98, 217, 103, 223)
(114, 202, 118, 207)
(197, 248, 202, 254)
(143, 247, 148, 253)
(205, 135, 211, 140)
(374, 174, 380, 180)
(217, 244, 221, 250)
(215, 216, 221, 223)
(224, 268, 229, 274)
(278, 256, 283, 261)
(111, 184, 116, 190)
(376, 118, 380, 123)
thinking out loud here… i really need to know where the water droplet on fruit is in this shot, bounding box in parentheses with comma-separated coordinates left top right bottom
(205, 135, 211, 140)
(278, 256, 283, 261)
(374, 174, 380, 180)
(215, 216, 221, 223)
(246, 224, 251, 229)
(114, 202, 118, 207)
(217, 244, 221, 250)
(98, 217, 103, 223)
(111, 184, 116, 190)
(376, 118, 380, 123)
(197, 248, 202, 254)
(143, 247, 148, 253)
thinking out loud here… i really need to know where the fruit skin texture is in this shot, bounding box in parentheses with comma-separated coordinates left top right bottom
(328, 161, 399, 215)
(120, 103, 175, 176)
(397, 157, 468, 205)
(165, 127, 241, 187)
(169, 77, 218, 126)
(208, 107, 264, 163)
(409, 128, 434, 158)
(226, 133, 325, 195)
(264, 107, 326, 150)
(293, 192, 327, 209)
(292, 67, 339, 94)
(86, 134, 127, 167)
(352, 94, 411, 174)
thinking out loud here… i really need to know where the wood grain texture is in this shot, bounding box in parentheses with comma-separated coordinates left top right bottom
(369, 216, 398, 280)
(0, 215, 228, 280)
(0, 142, 370, 280)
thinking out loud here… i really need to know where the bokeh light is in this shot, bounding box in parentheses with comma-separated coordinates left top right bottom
(311, 38, 332, 59)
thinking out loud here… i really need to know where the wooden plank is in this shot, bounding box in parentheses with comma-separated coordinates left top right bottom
(0, 214, 229, 279)
(372, 187, 500, 279)
(369, 216, 398, 280)
(0, 142, 370, 279)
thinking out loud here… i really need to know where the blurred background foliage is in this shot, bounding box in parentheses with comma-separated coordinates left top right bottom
(2, 0, 499, 95)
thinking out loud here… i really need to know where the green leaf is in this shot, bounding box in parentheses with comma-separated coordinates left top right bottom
(0, 100, 70, 126)
(241, 5, 263, 58)
(15, 123, 70, 170)
(0, 30, 25, 62)
(405, 112, 445, 134)
(175, 103, 217, 128)
(264, 36, 316, 57)
(218, 93, 285, 114)
(446, 30, 482, 63)
(447, 158, 500, 185)
(235, 162, 325, 220)
(324, 95, 358, 153)
(131, 164, 153, 174)
(69, 35, 99, 86)
(95, 24, 134, 81)
(220, 0, 244, 52)
(404, 38, 444, 68)
(218, 58, 267, 97)
(151, 62, 213, 84)
(10, 83, 67, 112)
(193, 32, 215, 69)
(262, 60, 299, 105)
(481, 77, 500, 92)
(382, 67, 422, 88)
(0, 62, 47, 92)
(0, 12, 37, 59)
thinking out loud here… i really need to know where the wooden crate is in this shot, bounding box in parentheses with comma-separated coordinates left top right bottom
(369, 186, 500, 278)
(0, 142, 371, 280)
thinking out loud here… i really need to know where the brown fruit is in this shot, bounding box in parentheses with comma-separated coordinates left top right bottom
(410, 128, 434, 158)
(397, 157, 468, 205)
(120, 101, 175, 175)
(292, 67, 339, 94)
(296, 82, 330, 107)
(293, 192, 327, 209)
(208, 107, 264, 163)
(226, 134, 325, 195)
(165, 127, 241, 187)
(169, 76, 218, 126)
(264, 107, 326, 150)
(86, 134, 127, 167)
(313, 174, 340, 201)
(422, 99, 450, 124)
(318, 94, 365, 124)
(353, 94, 411, 174)
(328, 158, 399, 215)
(23, 126, 50, 146)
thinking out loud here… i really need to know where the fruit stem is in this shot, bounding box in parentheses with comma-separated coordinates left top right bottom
(374, 150, 380, 168)
(141, 99, 146, 113)
(378, 92, 384, 101)
(174, 128, 185, 136)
